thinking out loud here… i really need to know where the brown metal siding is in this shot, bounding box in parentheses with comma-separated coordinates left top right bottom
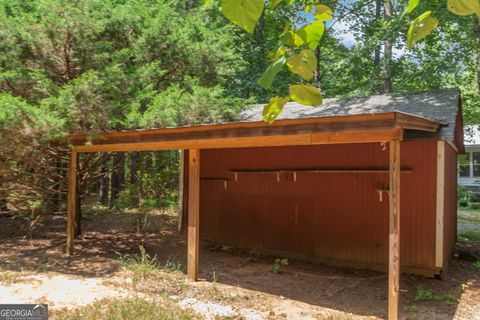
(199, 141, 438, 271)
(443, 143, 458, 262)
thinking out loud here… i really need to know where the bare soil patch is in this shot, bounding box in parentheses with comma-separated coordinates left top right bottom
(0, 209, 479, 319)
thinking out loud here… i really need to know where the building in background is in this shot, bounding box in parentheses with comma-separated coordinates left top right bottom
(458, 125, 480, 190)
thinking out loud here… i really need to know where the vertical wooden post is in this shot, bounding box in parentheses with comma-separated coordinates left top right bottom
(66, 150, 78, 256)
(388, 140, 401, 320)
(178, 150, 185, 233)
(187, 149, 200, 281)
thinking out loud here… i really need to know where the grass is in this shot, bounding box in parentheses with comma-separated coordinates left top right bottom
(117, 245, 185, 287)
(414, 287, 433, 302)
(52, 297, 194, 320)
(0, 271, 18, 285)
(458, 230, 480, 242)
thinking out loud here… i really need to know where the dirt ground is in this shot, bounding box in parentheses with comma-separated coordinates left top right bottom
(0, 209, 479, 320)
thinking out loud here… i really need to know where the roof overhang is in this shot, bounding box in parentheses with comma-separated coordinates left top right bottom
(64, 111, 442, 153)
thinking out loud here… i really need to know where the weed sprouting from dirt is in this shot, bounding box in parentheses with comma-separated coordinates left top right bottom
(272, 258, 288, 275)
(247, 247, 263, 262)
(0, 271, 18, 285)
(163, 261, 185, 273)
(414, 287, 433, 301)
(117, 246, 160, 284)
(474, 261, 480, 270)
(434, 294, 458, 306)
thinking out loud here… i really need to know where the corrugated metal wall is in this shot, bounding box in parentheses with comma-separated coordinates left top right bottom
(199, 141, 439, 272)
(443, 143, 458, 263)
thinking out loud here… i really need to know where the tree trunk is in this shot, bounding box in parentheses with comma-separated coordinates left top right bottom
(130, 152, 139, 184)
(476, 17, 480, 92)
(99, 154, 110, 206)
(383, 0, 393, 94)
(110, 152, 125, 208)
(255, 10, 266, 99)
(374, 0, 382, 68)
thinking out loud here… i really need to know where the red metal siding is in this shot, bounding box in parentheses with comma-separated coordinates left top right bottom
(443, 143, 458, 263)
(199, 141, 438, 272)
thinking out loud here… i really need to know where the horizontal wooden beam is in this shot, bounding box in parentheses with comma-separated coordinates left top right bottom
(230, 169, 413, 174)
(71, 129, 403, 153)
(67, 112, 400, 145)
(64, 112, 438, 150)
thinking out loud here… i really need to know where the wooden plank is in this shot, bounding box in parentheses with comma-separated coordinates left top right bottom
(65, 111, 440, 146)
(311, 128, 403, 144)
(71, 128, 405, 153)
(388, 140, 401, 320)
(230, 169, 413, 174)
(178, 150, 185, 233)
(66, 112, 398, 144)
(187, 149, 200, 281)
(66, 151, 78, 256)
(435, 141, 445, 268)
(72, 134, 313, 153)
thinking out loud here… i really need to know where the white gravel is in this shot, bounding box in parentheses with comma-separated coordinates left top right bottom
(179, 297, 263, 320)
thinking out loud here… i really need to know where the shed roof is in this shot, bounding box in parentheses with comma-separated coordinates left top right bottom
(243, 88, 461, 143)
(66, 89, 463, 153)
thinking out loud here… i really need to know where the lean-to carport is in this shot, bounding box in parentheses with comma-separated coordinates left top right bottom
(64, 111, 442, 320)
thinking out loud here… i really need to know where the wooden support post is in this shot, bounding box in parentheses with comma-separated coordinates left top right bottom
(187, 149, 200, 281)
(66, 151, 78, 256)
(388, 140, 401, 320)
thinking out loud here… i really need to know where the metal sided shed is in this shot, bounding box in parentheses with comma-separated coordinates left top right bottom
(65, 89, 464, 320)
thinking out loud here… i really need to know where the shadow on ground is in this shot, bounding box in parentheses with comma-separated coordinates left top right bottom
(0, 210, 479, 319)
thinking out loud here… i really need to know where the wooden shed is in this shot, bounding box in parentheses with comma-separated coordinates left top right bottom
(65, 89, 464, 320)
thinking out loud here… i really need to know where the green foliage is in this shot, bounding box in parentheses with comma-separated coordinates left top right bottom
(470, 202, 480, 210)
(447, 0, 480, 17)
(272, 258, 288, 274)
(469, 191, 480, 203)
(405, 0, 420, 14)
(263, 96, 289, 123)
(258, 56, 287, 89)
(221, 0, 264, 34)
(248, 247, 263, 262)
(117, 245, 160, 284)
(414, 287, 433, 301)
(289, 84, 323, 106)
(473, 261, 480, 269)
(407, 11, 439, 49)
(458, 230, 480, 241)
(139, 82, 243, 128)
(434, 293, 458, 305)
(287, 50, 317, 80)
(458, 199, 468, 207)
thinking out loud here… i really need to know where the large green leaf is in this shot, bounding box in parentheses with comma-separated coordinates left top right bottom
(271, 0, 282, 9)
(407, 11, 438, 49)
(289, 84, 323, 106)
(263, 96, 290, 123)
(404, 0, 419, 14)
(258, 56, 287, 89)
(287, 50, 317, 80)
(447, 0, 480, 17)
(221, 0, 264, 34)
(297, 21, 325, 51)
(314, 4, 333, 21)
(270, 0, 295, 9)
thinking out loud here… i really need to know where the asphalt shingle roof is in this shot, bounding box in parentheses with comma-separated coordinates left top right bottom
(241, 89, 461, 142)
